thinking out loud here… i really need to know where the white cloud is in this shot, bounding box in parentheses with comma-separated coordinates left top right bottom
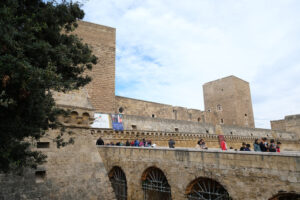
(83, 0, 300, 128)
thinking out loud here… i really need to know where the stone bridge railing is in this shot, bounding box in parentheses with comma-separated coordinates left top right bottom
(98, 146, 300, 200)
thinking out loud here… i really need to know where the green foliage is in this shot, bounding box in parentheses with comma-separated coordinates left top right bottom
(0, 0, 97, 173)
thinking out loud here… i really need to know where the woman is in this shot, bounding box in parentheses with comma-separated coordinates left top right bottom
(253, 139, 261, 152)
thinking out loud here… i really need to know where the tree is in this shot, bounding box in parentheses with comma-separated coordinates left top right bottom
(0, 0, 97, 173)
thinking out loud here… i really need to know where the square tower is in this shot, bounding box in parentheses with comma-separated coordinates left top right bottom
(203, 75, 255, 128)
(72, 21, 116, 113)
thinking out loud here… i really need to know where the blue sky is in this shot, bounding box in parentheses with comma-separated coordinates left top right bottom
(82, 0, 300, 128)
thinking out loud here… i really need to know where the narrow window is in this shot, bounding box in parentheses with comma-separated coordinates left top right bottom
(220, 119, 224, 124)
(35, 170, 46, 183)
(132, 125, 137, 130)
(175, 128, 179, 132)
(245, 114, 247, 117)
(206, 130, 209, 134)
(217, 105, 222, 111)
(197, 117, 201, 122)
(152, 114, 155, 118)
(37, 142, 50, 148)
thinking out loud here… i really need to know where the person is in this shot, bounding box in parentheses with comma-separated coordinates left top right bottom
(96, 137, 104, 145)
(125, 140, 130, 146)
(260, 138, 268, 152)
(168, 139, 175, 148)
(139, 140, 144, 147)
(253, 139, 261, 152)
(142, 138, 146, 147)
(245, 144, 251, 151)
(221, 140, 227, 151)
(134, 139, 139, 147)
(240, 142, 246, 151)
(276, 142, 281, 152)
(269, 139, 276, 152)
(199, 139, 208, 149)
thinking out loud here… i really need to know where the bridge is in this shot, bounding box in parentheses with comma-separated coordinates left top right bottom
(98, 146, 300, 200)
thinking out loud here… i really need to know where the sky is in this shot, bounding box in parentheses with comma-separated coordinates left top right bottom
(82, 0, 300, 128)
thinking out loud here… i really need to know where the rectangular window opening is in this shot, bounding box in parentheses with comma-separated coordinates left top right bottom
(37, 142, 50, 148)
(175, 128, 179, 132)
(35, 170, 46, 183)
(132, 125, 137, 130)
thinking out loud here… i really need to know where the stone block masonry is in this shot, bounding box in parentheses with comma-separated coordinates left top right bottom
(0, 130, 116, 200)
(71, 21, 116, 113)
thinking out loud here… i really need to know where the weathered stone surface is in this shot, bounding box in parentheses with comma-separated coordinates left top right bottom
(99, 146, 300, 200)
(0, 131, 116, 200)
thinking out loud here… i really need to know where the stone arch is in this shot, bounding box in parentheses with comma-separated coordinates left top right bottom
(141, 166, 172, 200)
(70, 111, 78, 124)
(268, 191, 300, 200)
(108, 166, 127, 200)
(185, 177, 231, 200)
(82, 112, 90, 124)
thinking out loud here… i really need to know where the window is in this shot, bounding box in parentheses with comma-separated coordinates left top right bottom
(217, 104, 222, 111)
(206, 130, 209, 134)
(175, 128, 179, 132)
(207, 109, 211, 112)
(35, 170, 46, 183)
(245, 113, 247, 117)
(220, 119, 224, 124)
(152, 114, 155, 118)
(37, 142, 50, 148)
(119, 107, 124, 113)
(132, 125, 137, 130)
(197, 117, 201, 122)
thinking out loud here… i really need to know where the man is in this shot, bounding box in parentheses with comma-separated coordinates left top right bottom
(96, 137, 104, 145)
(240, 142, 246, 151)
(168, 139, 175, 148)
(260, 138, 268, 152)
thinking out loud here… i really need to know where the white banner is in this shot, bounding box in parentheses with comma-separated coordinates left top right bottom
(91, 113, 111, 128)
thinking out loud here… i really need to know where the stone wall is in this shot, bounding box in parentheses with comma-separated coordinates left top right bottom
(271, 114, 300, 139)
(0, 129, 116, 200)
(98, 146, 300, 200)
(53, 21, 116, 113)
(203, 75, 255, 128)
(271, 119, 286, 132)
(115, 96, 204, 122)
(122, 115, 298, 140)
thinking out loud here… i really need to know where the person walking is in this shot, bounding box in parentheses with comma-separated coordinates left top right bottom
(168, 139, 175, 148)
(253, 139, 261, 152)
(96, 137, 104, 145)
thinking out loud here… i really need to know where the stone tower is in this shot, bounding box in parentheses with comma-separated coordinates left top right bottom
(54, 21, 116, 113)
(203, 75, 255, 128)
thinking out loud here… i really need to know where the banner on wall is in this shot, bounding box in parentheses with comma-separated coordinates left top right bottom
(91, 113, 111, 128)
(111, 114, 124, 131)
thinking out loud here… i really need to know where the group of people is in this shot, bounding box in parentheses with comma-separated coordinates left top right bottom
(96, 137, 156, 147)
(97, 136, 282, 152)
(238, 138, 281, 152)
(253, 138, 281, 152)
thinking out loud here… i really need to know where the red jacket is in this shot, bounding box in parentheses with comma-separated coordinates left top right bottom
(221, 140, 227, 150)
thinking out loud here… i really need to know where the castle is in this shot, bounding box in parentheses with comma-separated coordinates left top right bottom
(1, 21, 300, 200)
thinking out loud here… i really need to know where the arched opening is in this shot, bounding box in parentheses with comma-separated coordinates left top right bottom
(82, 112, 90, 124)
(141, 166, 172, 200)
(185, 177, 231, 200)
(70, 111, 78, 124)
(269, 192, 300, 200)
(108, 166, 127, 200)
